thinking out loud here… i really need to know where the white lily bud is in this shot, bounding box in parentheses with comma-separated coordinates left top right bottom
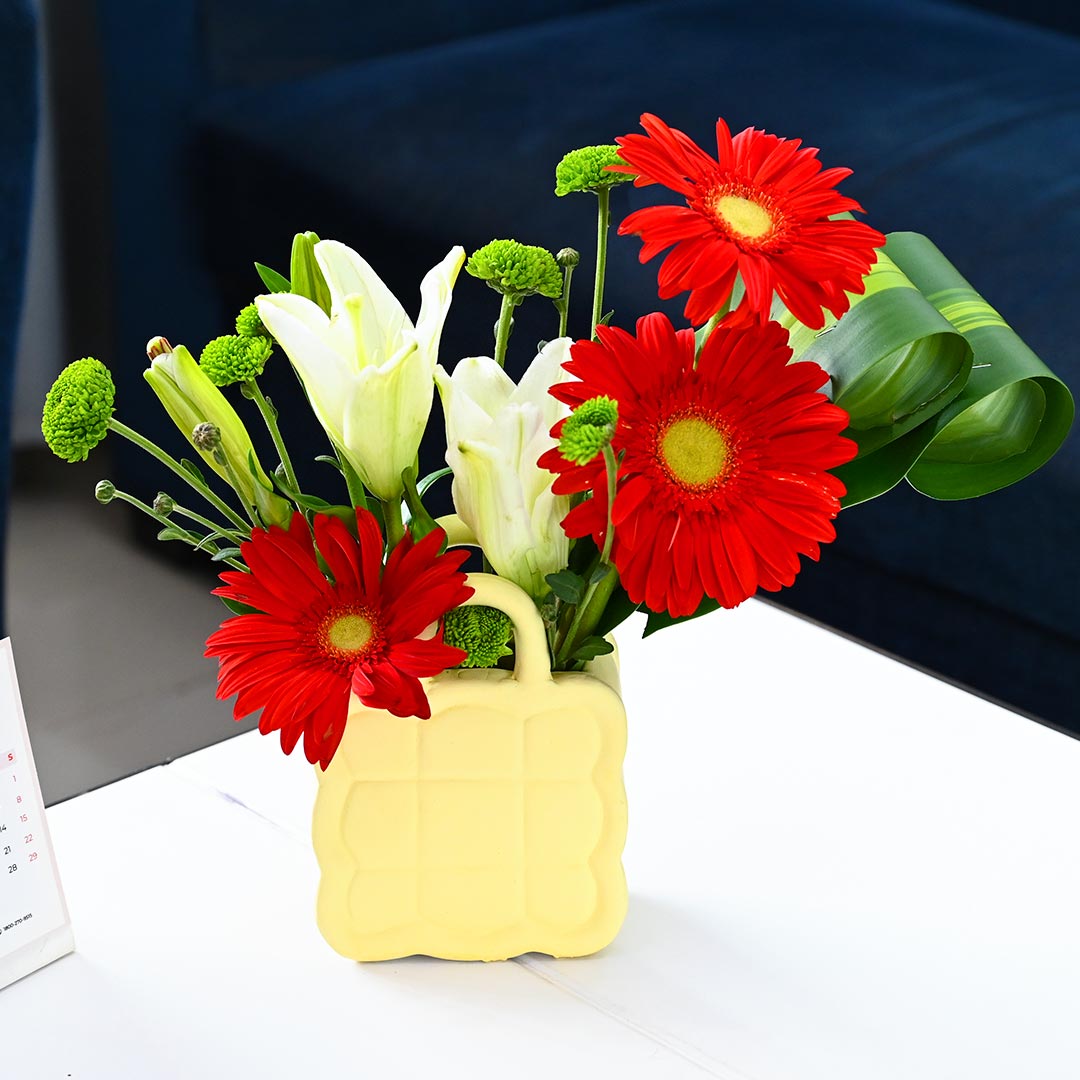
(256, 242, 465, 502)
(436, 338, 573, 599)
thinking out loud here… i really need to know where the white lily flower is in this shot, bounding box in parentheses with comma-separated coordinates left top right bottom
(436, 338, 573, 599)
(256, 241, 465, 501)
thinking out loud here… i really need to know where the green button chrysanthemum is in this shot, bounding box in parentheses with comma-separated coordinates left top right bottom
(235, 303, 270, 339)
(554, 145, 634, 196)
(443, 605, 514, 669)
(41, 357, 116, 462)
(466, 240, 563, 300)
(569, 396, 619, 429)
(199, 334, 273, 387)
(559, 396, 619, 466)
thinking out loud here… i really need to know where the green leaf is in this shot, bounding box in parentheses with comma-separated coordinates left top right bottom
(180, 458, 208, 486)
(193, 530, 231, 553)
(269, 467, 299, 500)
(569, 636, 615, 662)
(292, 492, 333, 511)
(886, 232, 1074, 499)
(315, 454, 344, 474)
(255, 262, 290, 294)
(643, 595, 720, 638)
(567, 534, 600, 575)
(210, 547, 243, 562)
(246, 450, 274, 492)
(400, 466, 440, 543)
(593, 584, 639, 638)
(219, 596, 260, 617)
(545, 570, 585, 605)
(416, 466, 452, 498)
(156, 527, 190, 543)
(588, 563, 611, 586)
(320, 505, 359, 537)
(793, 254, 973, 460)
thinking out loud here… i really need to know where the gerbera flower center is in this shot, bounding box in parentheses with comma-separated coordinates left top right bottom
(714, 194, 773, 240)
(659, 414, 730, 490)
(319, 607, 380, 660)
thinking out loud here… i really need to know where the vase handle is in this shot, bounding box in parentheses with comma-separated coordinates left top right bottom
(460, 573, 553, 686)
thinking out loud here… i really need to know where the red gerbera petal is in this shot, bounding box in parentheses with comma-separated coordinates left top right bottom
(544, 314, 856, 618)
(613, 114, 886, 329)
(204, 510, 473, 768)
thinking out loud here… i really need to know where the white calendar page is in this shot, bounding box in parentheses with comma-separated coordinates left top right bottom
(0, 638, 73, 990)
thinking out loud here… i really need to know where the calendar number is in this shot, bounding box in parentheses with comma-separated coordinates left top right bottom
(6, 865, 15, 874)
(28, 852, 37, 863)
(2, 846, 9, 855)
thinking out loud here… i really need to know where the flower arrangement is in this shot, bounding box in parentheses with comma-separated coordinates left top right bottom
(43, 113, 1073, 772)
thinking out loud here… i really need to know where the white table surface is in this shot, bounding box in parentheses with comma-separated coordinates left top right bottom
(5, 600, 1079, 1079)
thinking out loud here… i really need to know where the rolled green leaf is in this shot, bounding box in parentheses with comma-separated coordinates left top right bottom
(884, 232, 1074, 499)
(780, 247, 974, 505)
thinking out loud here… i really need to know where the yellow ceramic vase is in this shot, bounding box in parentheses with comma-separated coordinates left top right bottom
(312, 573, 629, 962)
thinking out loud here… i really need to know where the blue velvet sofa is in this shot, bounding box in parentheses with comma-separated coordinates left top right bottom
(92, 0, 1078, 731)
(0, 0, 38, 635)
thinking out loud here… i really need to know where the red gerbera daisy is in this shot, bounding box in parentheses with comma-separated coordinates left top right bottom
(539, 313, 857, 618)
(610, 113, 886, 329)
(205, 510, 472, 769)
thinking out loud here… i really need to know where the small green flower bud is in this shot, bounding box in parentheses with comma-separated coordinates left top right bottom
(192, 422, 221, 451)
(235, 303, 269, 339)
(199, 334, 273, 387)
(568, 396, 619, 430)
(95, 480, 116, 504)
(146, 336, 173, 360)
(443, 605, 514, 669)
(559, 396, 619, 466)
(41, 357, 116, 463)
(290, 231, 332, 314)
(153, 492, 175, 515)
(556, 247, 581, 269)
(560, 424, 611, 467)
(466, 240, 563, 300)
(554, 145, 634, 196)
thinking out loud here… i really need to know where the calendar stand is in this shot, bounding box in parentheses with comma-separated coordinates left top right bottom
(0, 640, 74, 990)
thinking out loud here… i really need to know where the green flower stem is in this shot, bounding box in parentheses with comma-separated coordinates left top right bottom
(600, 443, 618, 564)
(555, 564, 619, 668)
(110, 490, 246, 571)
(107, 418, 251, 533)
(700, 311, 723, 347)
(557, 263, 575, 338)
(336, 447, 369, 511)
(213, 448, 260, 527)
(382, 496, 405, 550)
(171, 503, 246, 545)
(246, 379, 300, 496)
(591, 185, 611, 336)
(493, 293, 517, 368)
(696, 297, 732, 358)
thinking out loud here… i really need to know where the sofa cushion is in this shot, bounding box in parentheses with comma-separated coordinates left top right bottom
(0, 0, 38, 637)
(192, 0, 1080, 724)
(198, 0, 630, 88)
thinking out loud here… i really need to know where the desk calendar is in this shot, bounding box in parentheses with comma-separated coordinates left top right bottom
(0, 639, 73, 990)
